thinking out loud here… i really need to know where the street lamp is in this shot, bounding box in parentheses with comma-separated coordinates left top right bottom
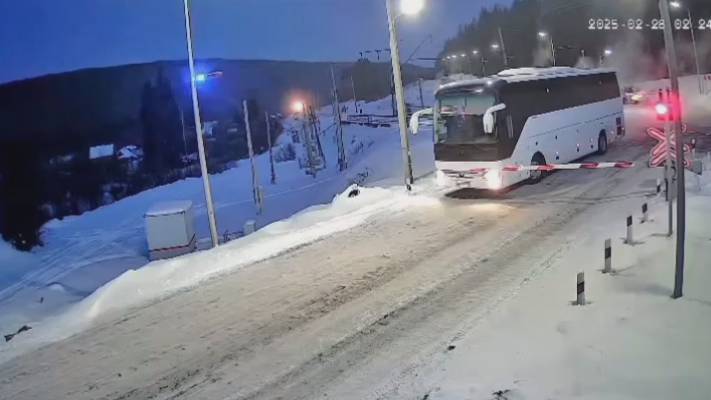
(604, 48, 613, 56)
(292, 100, 305, 114)
(669, 1, 703, 94)
(182, 0, 219, 248)
(490, 43, 500, 50)
(472, 49, 479, 55)
(386, 0, 425, 190)
(538, 31, 556, 66)
(400, 0, 424, 15)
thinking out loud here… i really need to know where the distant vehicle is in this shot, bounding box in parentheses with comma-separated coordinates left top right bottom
(410, 67, 624, 190)
(622, 86, 647, 105)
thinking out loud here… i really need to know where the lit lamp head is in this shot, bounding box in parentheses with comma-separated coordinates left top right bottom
(655, 103, 670, 117)
(400, 0, 425, 16)
(292, 101, 305, 114)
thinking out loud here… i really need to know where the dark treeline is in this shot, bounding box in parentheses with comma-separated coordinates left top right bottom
(440, 0, 711, 80)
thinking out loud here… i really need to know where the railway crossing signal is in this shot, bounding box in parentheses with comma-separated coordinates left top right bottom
(647, 126, 691, 168)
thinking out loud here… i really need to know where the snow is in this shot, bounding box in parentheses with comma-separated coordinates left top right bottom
(145, 200, 193, 217)
(0, 80, 439, 354)
(407, 169, 711, 400)
(0, 185, 438, 361)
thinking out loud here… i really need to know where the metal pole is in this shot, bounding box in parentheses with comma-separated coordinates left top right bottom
(688, 9, 703, 94)
(243, 100, 263, 214)
(265, 111, 276, 184)
(498, 27, 509, 68)
(182, 0, 219, 248)
(178, 103, 188, 158)
(550, 36, 557, 66)
(330, 66, 347, 171)
(665, 112, 673, 237)
(351, 75, 358, 113)
(386, 0, 414, 190)
(660, 0, 685, 299)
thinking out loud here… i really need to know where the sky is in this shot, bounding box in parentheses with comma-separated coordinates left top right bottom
(0, 0, 512, 84)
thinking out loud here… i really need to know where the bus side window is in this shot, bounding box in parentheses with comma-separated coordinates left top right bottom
(506, 114, 514, 139)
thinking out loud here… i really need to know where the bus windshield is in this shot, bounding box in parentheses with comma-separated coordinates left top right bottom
(436, 90, 497, 145)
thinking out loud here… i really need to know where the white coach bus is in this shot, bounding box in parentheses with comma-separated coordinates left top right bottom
(410, 67, 624, 190)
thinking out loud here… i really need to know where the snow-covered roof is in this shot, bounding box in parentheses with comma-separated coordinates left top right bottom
(436, 67, 616, 94)
(89, 144, 115, 160)
(145, 201, 193, 217)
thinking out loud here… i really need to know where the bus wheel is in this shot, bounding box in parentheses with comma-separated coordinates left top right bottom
(597, 132, 608, 155)
(529, 153, 546, 184)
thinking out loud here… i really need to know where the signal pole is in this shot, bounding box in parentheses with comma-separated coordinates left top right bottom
(659, 0, 685, 299)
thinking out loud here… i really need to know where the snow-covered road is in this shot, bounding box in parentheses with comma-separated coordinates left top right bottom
(0, 116, 661, 399)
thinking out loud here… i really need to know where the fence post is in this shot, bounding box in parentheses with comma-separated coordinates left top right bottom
(603, 239, 612, 273)
(656, 178, 662, 195)
(641, 203, 649, 223)
(576, 272, 586, 305)
(625, 215, 634, 244)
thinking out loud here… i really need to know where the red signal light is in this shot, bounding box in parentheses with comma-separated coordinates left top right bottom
(655, 103, 671, 121)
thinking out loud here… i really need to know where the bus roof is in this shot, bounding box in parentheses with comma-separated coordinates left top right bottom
(436, 67, 617, 95)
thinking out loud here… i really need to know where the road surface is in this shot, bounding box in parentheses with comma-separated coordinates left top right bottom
(0, 114, 658, 400)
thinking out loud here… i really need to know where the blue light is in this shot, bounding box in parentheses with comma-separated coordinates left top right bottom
(195, 73, 207, 83)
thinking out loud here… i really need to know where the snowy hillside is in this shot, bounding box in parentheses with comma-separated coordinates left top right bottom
(0, 80, 439, 344)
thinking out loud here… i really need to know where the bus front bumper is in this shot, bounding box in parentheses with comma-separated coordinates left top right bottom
(435, 168, 504, 190)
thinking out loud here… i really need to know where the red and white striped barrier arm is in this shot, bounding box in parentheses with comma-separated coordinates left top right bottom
(463, 161, 635, 174)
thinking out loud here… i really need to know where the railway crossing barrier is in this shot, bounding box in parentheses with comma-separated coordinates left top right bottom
(447, 161, 636, 176)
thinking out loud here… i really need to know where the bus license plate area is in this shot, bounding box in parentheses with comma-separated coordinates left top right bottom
(442, 170, 485, 188)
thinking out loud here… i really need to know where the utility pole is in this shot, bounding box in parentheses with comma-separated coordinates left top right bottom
(386, 0, 414, 189)
(182, 0, 219, 247)
(178, 102, 188, 158)
(331, 66, 347, 171)
(664, 90, 673, 237)
(660, 0, 686, 299)
(687, 8, 703, 94)
(351, 75, 358, 113)
(498, 27, 509, 68)
(264, 111, 276, 184)
(243, 100, 263, 214)
(418, 78, 425, 109)
(549, 36, 557, 66)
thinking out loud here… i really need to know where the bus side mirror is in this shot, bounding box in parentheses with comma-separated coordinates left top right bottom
(409, 107, 433, 134)
(483, 103, 507, 134)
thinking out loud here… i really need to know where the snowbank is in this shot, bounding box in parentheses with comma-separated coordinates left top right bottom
(0, 185, 438, 361)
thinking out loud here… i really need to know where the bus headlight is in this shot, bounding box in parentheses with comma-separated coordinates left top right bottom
(485, 168, 502, 190)
(436, 170, 449, 186)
